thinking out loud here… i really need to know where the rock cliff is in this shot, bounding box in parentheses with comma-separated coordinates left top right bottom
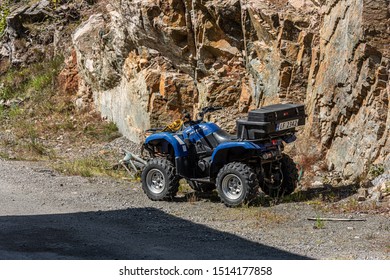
(1, 0, 389, 182)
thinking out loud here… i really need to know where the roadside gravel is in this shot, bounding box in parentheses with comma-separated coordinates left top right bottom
(0, 160, 389, 260)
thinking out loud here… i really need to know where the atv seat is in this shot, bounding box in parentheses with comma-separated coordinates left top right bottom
(212, 129, 237, 144)
(196, 129, 237, 152)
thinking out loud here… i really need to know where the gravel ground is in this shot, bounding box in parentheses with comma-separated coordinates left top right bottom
(0, 160, 389, 260)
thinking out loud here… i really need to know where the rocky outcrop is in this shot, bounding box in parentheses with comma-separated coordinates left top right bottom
(0, 0, 84, 68)
(72, 0, 248, 137)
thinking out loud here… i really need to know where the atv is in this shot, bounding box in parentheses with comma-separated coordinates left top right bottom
(141, 104, 305, 207)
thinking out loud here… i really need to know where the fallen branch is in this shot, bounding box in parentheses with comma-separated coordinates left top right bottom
(307, 217, 366, 222)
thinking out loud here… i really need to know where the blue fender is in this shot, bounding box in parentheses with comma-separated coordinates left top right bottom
(210, 141, 267, 175)
(211, 141, 267, 161)
(145, 132, 188, 157)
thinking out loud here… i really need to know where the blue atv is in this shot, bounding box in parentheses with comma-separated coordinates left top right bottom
(141, 104, 305, 207)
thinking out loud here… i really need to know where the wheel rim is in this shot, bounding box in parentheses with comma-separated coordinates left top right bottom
(221, 174, 243, 200)
(146, 169, 165, 194)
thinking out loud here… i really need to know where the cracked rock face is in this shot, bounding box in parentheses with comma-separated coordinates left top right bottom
(305, 0, 390, 180)
(70, 0, 389, 182)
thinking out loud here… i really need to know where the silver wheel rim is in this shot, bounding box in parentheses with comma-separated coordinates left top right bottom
(146, 169, 165, 194)
(221, 174, 243, 200)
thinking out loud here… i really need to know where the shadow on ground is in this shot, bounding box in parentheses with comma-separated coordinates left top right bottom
(0, 207, 310, 260)
(177, 183, 359, 208)
(279, 184, 359, 204)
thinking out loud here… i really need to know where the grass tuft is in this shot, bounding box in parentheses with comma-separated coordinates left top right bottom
(83, 121, 121, 142)
(53, 155, 124, 178)
(314, 216, 325, 229)
(0, 1, 10, 36)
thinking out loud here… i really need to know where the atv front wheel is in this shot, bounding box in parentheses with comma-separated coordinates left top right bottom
(141, 158, 179, 201)
(216, 162, 258, 207)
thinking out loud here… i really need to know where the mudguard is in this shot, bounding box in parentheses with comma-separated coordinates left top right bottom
(211, 142, 266, 161)
(210, 141, 268, 176)
(145, 133, 188, 157)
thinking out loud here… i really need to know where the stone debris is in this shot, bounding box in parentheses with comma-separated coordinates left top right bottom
(355, 172, 390, 203)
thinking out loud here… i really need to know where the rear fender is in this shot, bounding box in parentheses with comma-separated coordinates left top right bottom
(210, 142, 266, 176)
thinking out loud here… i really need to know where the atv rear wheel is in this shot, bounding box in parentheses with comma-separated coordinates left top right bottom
(187, 180, 216, 192)
(216, 162, 258, 207)
(262, 154, 298, 197)
(141, 158, 179, 200)
(280, 154, 299, 195)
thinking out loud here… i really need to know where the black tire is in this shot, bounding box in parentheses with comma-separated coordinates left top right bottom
(280, 154, 298, 195)
(141, 158, 179, 201)
(216, 162, 258, 207)
(262, 154, 298, 197)
(187, 180, 216, 192)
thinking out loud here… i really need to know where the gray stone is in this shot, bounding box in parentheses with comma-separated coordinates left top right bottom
(311, 181, 324, 188)
(372, 173, 390, 187)
(357, 188, 368, 201)
(370, 191, 383, 202)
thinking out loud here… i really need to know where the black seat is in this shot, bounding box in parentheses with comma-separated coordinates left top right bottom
(212, 129, 237, 144)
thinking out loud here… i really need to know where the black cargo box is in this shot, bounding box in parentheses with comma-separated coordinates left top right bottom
(248, 104, 305, 122)
(237, 104, 305, 140)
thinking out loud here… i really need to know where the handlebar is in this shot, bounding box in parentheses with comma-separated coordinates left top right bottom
(182, 106, 223, 123)
(202, 106, 222, 114)
(196, 106, 223, 121)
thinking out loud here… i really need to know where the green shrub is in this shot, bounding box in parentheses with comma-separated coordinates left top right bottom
(0, 56, 63, 101)
(0, 1, 10, 36)
(368, 164, 385, 179)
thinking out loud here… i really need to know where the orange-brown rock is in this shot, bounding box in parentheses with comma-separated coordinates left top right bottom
(58, 49, 79, 95)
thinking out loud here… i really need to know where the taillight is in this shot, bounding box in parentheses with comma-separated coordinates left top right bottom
(271, 139, 278, 146)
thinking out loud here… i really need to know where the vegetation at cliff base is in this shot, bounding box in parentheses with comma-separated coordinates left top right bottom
(0, 57, 121, 161)
(0, 1, 10, 36)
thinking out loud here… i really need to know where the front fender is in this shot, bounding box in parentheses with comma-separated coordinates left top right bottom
(145, 133, 188, 157)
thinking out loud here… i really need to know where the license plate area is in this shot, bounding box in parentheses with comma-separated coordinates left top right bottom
(276, 119, 299, 131)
